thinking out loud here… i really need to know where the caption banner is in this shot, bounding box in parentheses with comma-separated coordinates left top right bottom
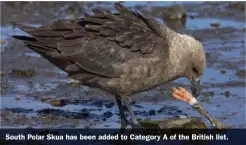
(5, 133, 228, 141)
(1, 129, 245, 144)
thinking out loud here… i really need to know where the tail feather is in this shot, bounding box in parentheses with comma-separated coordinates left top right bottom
(12, 36, 36, 41)
(11, 22, 74, 74)
(11, 22, 36, 34)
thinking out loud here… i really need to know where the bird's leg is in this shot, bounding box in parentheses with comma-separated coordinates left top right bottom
(123, 98, 140, 128)
(115, 95, 129, 130)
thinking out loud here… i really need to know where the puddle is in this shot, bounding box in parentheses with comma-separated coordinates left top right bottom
(173, 68, 237, 85)
(202, 68, 237, 83)
(186, 17, 245, 30)
(24, 52, 41, 58)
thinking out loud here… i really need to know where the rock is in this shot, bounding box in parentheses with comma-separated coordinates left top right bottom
(49, 98, 67, 107)
(202, 91, 215, 97)
(40, 97, 50, 102)
(10, 69, 36, 77)
(15, 96, 21, 101)
(102, 111, 113, 119)
(133, 104, 144, 108)
(0, 71, 5, 78)
(163, 5, 186, 20)
(37, 109, 89, 119)
(92, 100, 104, 108)
(105, 102, 115, 108)
(220, 70, 226, 74)
(66, 82, 81, 88)
(149, 109, 156, 116)
(0, 40, 5, 44)
(33, 12, 40, 17)
(164, 18, 186, 31)
(210, 22, 220, 28)
(225, 91, 231, 97)
(140, 117, 207, 129)
(5, 108, 34, 113)
(236, 70, 245, 78)
(243, 27, 246, 32)
(227, 2, 245, 11)
(69, 15, 75, 21)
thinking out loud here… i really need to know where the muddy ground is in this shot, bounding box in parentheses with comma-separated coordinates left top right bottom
(0, 1, 245, 128)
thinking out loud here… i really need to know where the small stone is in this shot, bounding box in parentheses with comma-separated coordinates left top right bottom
(66, 82, 81, 88)
(69, 15, 75, 21)
(15, 96, 21, 101)
(163, 5, 186, 20)
(105, 102, 114, 108)
(149, 109, 156, 116)
(10, 69, 36, 77)
(225, 91, 231, 97)
(229, 112, 237, 116)
(202, 91, 215, 97)
(227, 2, 245, 11)
(236, 70, 245, 78)
(92, 100, 104, 108)
(210, 22, 220, 28)
(133, 104, 144, 108)
(0, 40, 5, 44)
(49, 98, 67, 107)
(176, 110, 182, 113)
(80, 108, 88, 112)
(40, 97, 49, 102)
(6, 108, 33, 113)
(33, 12, 40, 17)
(103, 111, 113, 119)
(205, 53, 211, 58)
(140, 117, 207, 129)
(0, 71, 5, 78)
(220, 70, 226, 74)
(242, 27, 246, 32)
(157, 108, 165, 113)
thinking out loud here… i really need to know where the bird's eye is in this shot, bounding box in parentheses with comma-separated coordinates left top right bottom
(192, 67, 198, 73)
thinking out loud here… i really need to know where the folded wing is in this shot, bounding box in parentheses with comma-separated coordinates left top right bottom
(12, 3, 171, 78)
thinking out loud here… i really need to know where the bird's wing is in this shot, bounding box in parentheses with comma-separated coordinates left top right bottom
(77, 3, 172, 54)
(12, 3, 173, 78)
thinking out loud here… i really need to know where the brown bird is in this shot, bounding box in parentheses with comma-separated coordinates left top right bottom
(11, 3, 206, 129)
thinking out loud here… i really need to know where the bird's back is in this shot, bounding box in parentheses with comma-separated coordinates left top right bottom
(12, 3, 174, 96)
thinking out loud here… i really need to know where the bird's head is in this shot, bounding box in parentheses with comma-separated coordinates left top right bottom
(182, 35, 206, 98)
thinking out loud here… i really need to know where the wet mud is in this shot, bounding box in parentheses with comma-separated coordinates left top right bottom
(0, 1, 245, 128)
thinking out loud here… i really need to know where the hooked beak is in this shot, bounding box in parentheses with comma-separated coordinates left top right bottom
(190, 77, 200, 98)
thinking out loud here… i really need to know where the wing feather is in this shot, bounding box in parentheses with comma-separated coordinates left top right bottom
(12, 2, 170, 78)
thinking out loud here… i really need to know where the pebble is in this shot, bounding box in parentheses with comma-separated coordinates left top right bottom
(149, 109, 156, 116)
(102, 111, 113, 119)
(105, 102, 115, 108)
(0, 40, 5, 44)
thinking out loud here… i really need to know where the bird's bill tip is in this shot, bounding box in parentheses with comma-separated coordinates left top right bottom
(191, 77, 200, 98)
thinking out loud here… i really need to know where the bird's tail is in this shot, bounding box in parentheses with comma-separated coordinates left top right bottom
(11, 22, 37, 42)
(11, 22, 73, 73)
(11, 22, 36, 35)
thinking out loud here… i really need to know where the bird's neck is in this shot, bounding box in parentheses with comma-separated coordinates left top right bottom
(166, 34, 190, 80)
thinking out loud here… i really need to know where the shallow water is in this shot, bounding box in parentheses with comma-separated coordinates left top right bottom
(0, 1, 245, 128)
(186, 17, 245, 30)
